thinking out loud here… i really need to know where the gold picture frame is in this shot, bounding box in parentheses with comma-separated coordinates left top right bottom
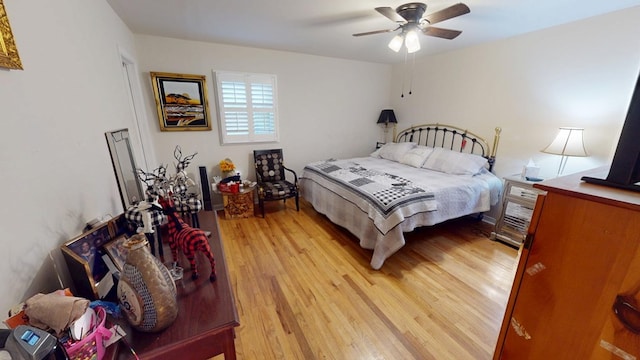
(150, 72, 211, 131)
(60, 214, 129, 299)
(0, 0, 22, 70)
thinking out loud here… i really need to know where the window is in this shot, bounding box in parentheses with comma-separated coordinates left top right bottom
(214, 71, 279, 144)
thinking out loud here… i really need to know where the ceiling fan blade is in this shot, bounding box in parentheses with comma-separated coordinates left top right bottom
(353, 28, 396, 37)
(422, 27, 463, 40)
(423, 3, 470, 25)
(375, 7, 406, 23)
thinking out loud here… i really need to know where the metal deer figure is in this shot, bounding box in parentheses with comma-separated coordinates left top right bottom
(172, 146, 197, 192)
(133, 168, 165, 233)
(171, 146, 203, 227)
(137, 165, 171, 197)
(158, 195, 216, 281)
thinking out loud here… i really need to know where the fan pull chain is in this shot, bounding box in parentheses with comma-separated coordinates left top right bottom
(401, 50, 408, 98)
(409, 52, 416, 95)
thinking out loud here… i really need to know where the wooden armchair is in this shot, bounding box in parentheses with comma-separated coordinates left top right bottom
(253, 149, 299, 217)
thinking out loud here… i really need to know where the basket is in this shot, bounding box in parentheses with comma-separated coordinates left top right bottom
(65, 306, 112, 360)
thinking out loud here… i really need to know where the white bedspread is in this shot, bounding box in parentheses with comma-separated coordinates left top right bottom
(300, 157, 502, 269)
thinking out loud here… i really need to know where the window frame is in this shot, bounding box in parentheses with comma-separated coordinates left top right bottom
(213, 70, 279, 144)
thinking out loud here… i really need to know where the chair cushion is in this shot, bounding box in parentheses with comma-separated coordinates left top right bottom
(259, 180, 297, 199)
(255, 151, 285, 182)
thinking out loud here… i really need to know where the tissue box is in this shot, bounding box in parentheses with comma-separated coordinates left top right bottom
(522, 166, 540, 179)
(522, 159, 540, 179)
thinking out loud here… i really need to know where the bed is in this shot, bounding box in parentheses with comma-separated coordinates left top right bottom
(300, 124, 503, 269)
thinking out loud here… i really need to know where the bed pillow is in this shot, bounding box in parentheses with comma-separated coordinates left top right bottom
(372, 142, 417, 162)
(422, 147, 488, 175)
(400, 145, 434, 168)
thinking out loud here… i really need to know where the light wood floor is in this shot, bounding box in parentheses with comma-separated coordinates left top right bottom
(217, 198, 519, 360)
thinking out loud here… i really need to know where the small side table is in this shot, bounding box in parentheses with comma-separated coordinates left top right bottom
(490, 175, 546, 247)
(219, 184, 256, 219)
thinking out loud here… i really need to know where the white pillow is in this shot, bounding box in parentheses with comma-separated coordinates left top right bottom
(422, 147, 488, 175)
(376, 142, 417, 162)
(400, 145, 434, 168)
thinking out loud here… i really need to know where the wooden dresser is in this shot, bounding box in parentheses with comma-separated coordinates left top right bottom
(109, 210, 239, 360)
(494, 167, 640, 359)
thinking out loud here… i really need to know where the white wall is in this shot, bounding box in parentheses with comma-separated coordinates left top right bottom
(133, 35, 392, 193)
(0, 0, 139, 314)
(391, 6, 640, 180)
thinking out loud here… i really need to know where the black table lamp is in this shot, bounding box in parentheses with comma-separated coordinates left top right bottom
(377, 109, 397, 143)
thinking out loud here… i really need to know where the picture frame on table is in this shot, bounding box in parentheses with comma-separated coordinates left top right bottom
(64, 226, 110, 278)
(0, 0, 23, 70)
(150, 72, 211, 131)
(60, 215, 128, 299)
(103, 235, 129, 272)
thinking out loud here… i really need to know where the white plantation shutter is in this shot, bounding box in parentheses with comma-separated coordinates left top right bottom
(214, 71, 278, 144)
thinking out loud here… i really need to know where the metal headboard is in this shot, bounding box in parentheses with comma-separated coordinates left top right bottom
(394, 124, 502, 172)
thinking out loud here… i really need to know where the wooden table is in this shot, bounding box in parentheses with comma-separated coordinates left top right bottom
(219, 185, 255, 219)
(110, 211, 239, 360)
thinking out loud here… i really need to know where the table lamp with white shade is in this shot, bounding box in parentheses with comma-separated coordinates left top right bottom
(541, 127, 588, 176)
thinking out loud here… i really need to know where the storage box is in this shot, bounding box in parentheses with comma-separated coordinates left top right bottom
(218, 182, 239, 193)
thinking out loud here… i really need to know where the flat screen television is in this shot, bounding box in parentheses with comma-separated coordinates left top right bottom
(582, 68, 640, 192)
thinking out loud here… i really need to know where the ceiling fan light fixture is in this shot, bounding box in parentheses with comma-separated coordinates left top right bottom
(354, 2, 471, 56)
(388, 34, 404, 52)
(405, 29, 421, 53)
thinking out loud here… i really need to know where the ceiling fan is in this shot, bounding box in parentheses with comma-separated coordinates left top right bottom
(353, 2, 470, 53)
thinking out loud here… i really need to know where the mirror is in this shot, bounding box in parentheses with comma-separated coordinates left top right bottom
(106, 129, 144, 209)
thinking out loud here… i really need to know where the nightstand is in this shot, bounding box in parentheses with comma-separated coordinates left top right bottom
(491, 175, 546, 247)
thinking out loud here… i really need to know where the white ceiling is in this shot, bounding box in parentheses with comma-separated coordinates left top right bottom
(106, 0, 640, 64)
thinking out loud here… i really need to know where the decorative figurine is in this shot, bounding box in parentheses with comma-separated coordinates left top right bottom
(170, 146, 203, 227)
(159, 195, 216, 281)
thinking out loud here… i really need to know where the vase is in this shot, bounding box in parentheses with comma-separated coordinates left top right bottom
(117, 233, 178, 332)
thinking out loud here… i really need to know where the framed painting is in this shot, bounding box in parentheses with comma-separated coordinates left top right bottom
(150, 72, 211, 131)
(0, 0, 23, 70)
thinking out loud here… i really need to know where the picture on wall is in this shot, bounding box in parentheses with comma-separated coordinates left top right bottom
(0, 0, 23, 70)
(150, 72, 211, 131)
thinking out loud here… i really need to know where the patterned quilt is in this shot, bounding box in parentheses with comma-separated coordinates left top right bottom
(302, 159, 437, 235)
